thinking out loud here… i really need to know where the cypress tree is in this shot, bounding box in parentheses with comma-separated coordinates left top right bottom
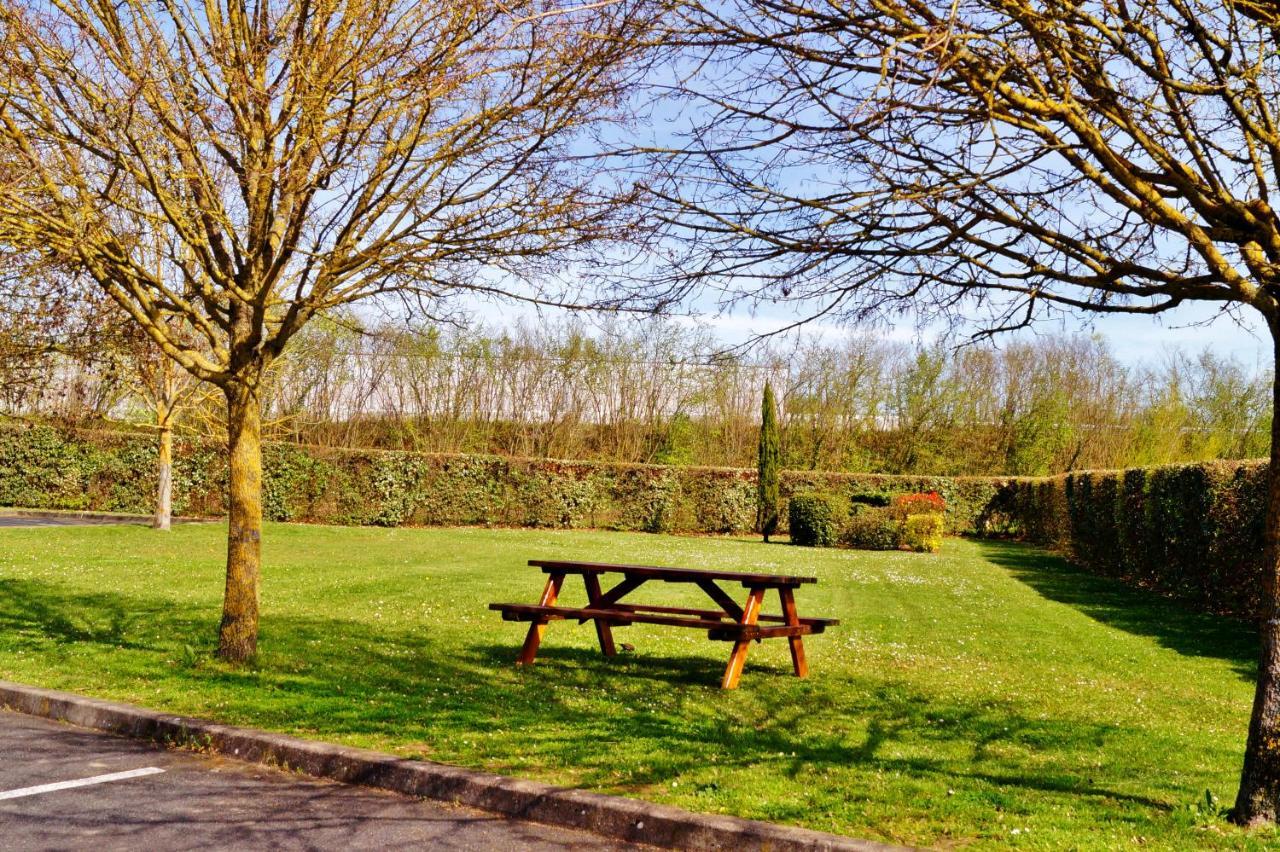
(757, 381, 781, 542)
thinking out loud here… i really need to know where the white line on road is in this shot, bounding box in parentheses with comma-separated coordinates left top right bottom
(0, 767, 165, 801)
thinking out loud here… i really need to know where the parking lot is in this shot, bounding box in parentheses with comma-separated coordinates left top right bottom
(0, 711, 644, 851)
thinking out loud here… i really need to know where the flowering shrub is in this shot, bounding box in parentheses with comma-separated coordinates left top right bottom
(891, 491, 946, 519)
(902, 513, 945, 553)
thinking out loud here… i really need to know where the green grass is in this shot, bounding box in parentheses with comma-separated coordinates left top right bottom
(0, 523, 1269, 849)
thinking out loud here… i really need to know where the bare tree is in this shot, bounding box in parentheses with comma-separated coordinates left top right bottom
(1, 254, 209, 528)
(0, 0, 666, 661)
(0, 255, 115, 412)
(111, 321, 208, 530)
(656, 0, 1280, 824)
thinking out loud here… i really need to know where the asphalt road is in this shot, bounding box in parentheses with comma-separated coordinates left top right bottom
(0, 711, 647, 851)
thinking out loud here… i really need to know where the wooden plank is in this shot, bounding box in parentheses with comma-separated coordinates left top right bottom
(496, 609, 563, 623)
(528, 559, 816, 587)
(492, 604, 574, 621)
(492, 604, 730, 630)
(695, 579, 744, 620)
(494, 600, 836, 628)
(602, 602, 732, 620)
(583, 573, 617, 657)
(609, 601, 839, 626)
(495, 604, 819, 640)
(595, 576, 647, 607)
(516, 573, 564, 666)
(608, 602, 735, 622)
(707, 624, 815, 641)
(779, 587, 809, 678)
(721, 587, 765, 690)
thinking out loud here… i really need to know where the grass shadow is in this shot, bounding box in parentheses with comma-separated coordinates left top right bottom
(978, 539, 1257, 680)
(0, 571, 1184, 822)
(0, 577, 164, 649)
(469, 641, 794, 688)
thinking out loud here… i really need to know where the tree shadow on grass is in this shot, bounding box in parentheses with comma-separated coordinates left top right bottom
(0, 575, 1181, 826)
(464, 639, 1170, 814)
(0, 578, 166, 650)
(977, 539, 1258, 680)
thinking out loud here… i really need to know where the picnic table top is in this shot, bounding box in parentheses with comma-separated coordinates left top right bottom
(527, 558, 818, 587)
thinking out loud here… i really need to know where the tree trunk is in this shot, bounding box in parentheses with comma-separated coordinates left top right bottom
(218, 382, 263, 662)
(1234, 325, 1280, 825)
(153, 417, 172, 531)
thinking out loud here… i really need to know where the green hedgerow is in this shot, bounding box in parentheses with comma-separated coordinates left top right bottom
(1000, 459, 1271, 619)
(0, 421, 1007, 537)
(841, 506, 899, 550)
(788, 492, 848, 547)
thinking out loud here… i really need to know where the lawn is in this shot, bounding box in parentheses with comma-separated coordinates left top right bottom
(0, 522, 1268, 849)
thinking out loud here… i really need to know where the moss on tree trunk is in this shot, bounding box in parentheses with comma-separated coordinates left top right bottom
(218, 382, 262, 662)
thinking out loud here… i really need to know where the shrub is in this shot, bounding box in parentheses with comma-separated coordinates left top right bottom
(756, 382, 782, 541)
(0, 422, 1010, 537)
(841, 507, 899, 550)
(783, 473, 999, 535)
(788, 492, 848, 547)
(685, 472, 756, 534)
(890, 491, 946, 520)
(998, 460, 1270, 619)
(902, 513, 944, 553)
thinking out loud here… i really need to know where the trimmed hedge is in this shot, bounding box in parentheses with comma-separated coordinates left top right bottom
(997, 461, 1270, 619)
(0, 423, 1006, 535)
(780, 470, 1003, 536)
(788, 493, 848, 547)
(841, 507, 900, 550)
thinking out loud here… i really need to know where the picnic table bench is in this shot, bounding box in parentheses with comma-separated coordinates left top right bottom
(489, 559, 838, 689)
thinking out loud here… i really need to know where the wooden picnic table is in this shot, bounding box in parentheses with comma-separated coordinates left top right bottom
(489, 559, 838, 689)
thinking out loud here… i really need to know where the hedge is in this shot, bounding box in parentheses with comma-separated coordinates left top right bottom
(788, 493, 848, 547)
(841, 507, 900, 551)
(0, 423, 1006, 535)
(995, 460, 1270, 619)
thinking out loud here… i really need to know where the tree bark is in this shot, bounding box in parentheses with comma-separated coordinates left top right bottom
(153, 416, 172, 531)
(218, 382, 262, 662)
(1234, 323, 1280, 825)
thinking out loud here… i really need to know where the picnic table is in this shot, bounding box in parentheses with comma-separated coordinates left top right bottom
(489, 559, 838, 689)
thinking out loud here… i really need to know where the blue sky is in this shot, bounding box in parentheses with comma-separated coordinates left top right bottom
(469, 289, 1272, 371)
(692, 300, 1270, 367)
(1073, 304, 1269, 367)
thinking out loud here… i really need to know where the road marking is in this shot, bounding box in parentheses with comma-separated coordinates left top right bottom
(0, 767, 165, 801)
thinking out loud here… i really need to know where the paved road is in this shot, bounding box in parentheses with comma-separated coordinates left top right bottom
(0, 711, 646, 850)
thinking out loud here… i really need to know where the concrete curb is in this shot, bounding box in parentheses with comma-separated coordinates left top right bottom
(0, 681, 905, 851)
(0, 507, 213, 524)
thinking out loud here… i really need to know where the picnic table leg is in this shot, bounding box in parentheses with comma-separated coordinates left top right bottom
(720, 587, 765, 690)
(517, 573, 565, 666)
(583, 573, 617, 657)
(779, 587, 809, 678)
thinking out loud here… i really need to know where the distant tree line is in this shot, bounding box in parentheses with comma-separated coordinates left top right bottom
(1, 315, 1270, 477)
